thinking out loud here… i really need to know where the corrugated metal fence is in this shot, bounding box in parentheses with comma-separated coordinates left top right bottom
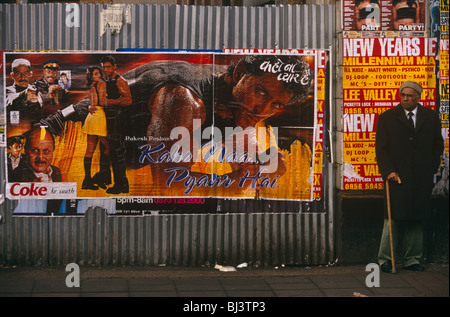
(1, 3, 333, 50)
(1, 209, 332, 266)
(0, 3, 336, 266)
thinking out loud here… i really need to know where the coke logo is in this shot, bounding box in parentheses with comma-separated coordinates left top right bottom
(10, 183, 48, 196)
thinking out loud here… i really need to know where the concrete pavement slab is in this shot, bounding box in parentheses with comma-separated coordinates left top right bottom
(0, 263, 448, 298)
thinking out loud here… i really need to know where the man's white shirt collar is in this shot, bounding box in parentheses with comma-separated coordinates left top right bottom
(34, 166, 54, 182)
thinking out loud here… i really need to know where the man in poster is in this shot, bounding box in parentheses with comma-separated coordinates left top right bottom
(375, 81, 444, 272)
(9, 126, 62, 183)
(142, 55, 312, 181)
(33, 60, 68, 117)
(7, 135, 25, 176)
(5, 58, 42, 127)
(8, 126, 68, 214)
(99, 55, 132, 194)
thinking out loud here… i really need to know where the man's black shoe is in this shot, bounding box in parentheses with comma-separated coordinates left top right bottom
(106, 183, 129, 195)
(403, 264, 425, 272)
(82, 178, 99, 190)
(92, 171, 111, 190)
(380, 261, 392, 273)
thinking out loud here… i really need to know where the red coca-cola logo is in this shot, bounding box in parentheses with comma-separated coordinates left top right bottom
(10, 183, 48, 196)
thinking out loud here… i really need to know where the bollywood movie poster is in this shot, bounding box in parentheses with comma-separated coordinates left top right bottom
(3, 51, 325, 206)
(342, 0, 427, 38)
(342, 37, 438, 190)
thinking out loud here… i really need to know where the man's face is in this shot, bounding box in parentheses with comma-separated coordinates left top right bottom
(27, 130, 54, 174)
(231, 72, 293, 128)
(11, 65, 32, 88)
(43, 67, 59, 84)
(102, 62, 116, 78)
(400, 87, 420, 111)
(9, 142, 22, 157)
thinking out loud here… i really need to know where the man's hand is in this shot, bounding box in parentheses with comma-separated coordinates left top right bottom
(26, 88, 39, 103)
(48, 84, 61, 97)
(387, 172, 400, 182)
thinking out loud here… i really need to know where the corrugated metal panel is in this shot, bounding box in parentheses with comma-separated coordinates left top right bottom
(1, 209, 333, 266)
(1, 3, 334, 50)
(0, 3, 335, 266)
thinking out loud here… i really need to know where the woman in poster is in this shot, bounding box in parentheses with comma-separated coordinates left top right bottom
(81, 66, 110, 190)
(393, 0, 420, 30)
(355, 0, 380, 31)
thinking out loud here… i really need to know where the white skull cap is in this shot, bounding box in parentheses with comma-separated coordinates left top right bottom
(11, 58, 31, 70)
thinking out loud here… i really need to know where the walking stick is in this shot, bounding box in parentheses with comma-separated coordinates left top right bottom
(385, 176, 401, 274)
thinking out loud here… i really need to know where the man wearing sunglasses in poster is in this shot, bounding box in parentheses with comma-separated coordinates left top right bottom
(38, 54, 313, 196)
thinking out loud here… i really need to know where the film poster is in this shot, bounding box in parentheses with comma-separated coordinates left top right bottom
(3, 51, 327, 208)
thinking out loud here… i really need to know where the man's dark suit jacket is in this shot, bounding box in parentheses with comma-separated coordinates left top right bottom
(9, 159, 62, 183)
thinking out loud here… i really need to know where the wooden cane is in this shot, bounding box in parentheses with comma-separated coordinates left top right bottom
(385, 176, 401, 274)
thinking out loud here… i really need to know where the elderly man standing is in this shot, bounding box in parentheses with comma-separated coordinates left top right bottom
(375, 81, 444, 272)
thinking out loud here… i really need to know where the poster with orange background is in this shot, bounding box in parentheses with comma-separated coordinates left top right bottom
(4, 50, 327, 203)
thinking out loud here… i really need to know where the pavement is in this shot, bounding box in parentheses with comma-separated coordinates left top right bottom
(0, 263, 448, 299)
